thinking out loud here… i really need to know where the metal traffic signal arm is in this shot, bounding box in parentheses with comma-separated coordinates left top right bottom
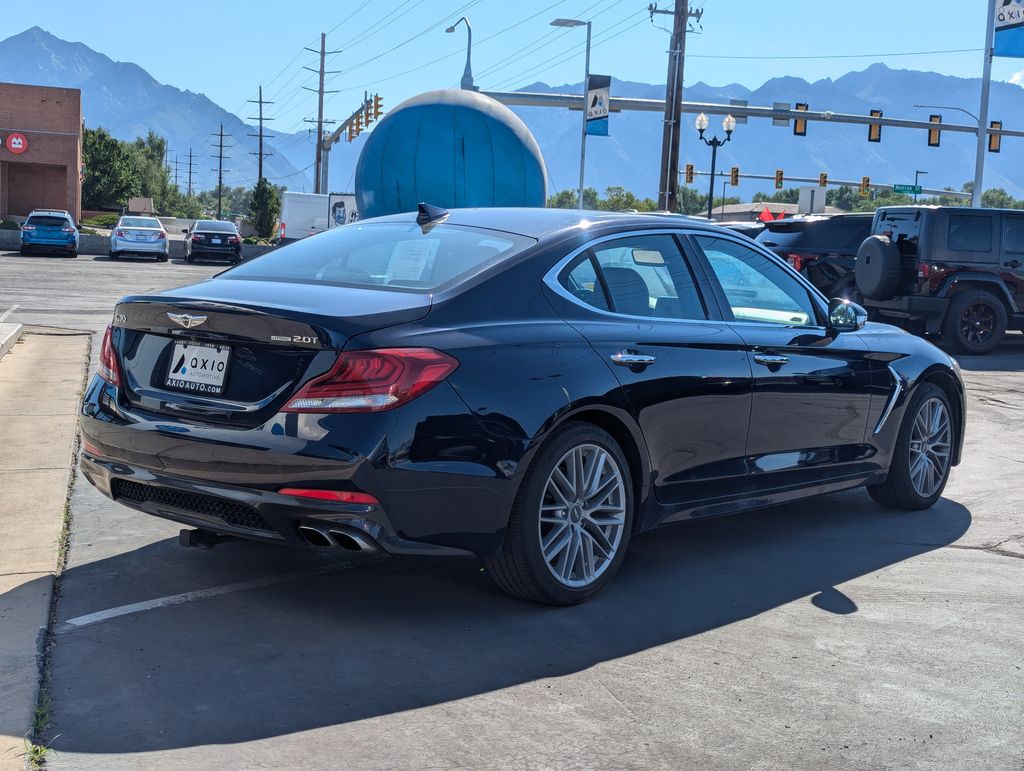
(317, 94, 382, 193)
(481, 90, 1024, 143)
(688, 169, 971, 199)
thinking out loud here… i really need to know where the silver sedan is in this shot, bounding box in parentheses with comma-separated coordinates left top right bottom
(109, 216, 170, 261)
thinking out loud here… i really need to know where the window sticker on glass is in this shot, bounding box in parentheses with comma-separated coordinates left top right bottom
(385, 239, 440, 284)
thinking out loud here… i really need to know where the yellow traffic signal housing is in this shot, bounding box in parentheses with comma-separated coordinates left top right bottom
(793, 103, 808, 136)
(868, 109, 882, 142)
(354, 112, 363, 133)
(684, 163, 694, 184)
(928, 114, 941, 147)
(364, 102, 374, 127)
(988, 120, 1002, 153)
(347, 124, 356, 142)
(730, 166, 739, 186)
(860, 176, 870, 197)
(774, 169, 784, 190)
(818, 172, 828, 188)
(373, 94, 384, 120)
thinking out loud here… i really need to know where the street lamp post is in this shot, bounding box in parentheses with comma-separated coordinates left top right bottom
(914, 169, 928, 203)
(695, 112, 736, 221)
(552, 18, 592, 210)
(446, 17, 477, 91)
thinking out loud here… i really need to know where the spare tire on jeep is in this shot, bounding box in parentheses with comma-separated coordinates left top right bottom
(856, 235, 902, 300)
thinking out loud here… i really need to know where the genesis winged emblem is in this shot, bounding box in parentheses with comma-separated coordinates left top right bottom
(167, 312, 207, 329)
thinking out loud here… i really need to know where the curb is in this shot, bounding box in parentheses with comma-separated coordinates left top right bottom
(0, 322, 22, 361)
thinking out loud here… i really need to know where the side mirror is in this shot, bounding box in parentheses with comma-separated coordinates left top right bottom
(828, 297, 868, 332)
(181, 228, 189, 234)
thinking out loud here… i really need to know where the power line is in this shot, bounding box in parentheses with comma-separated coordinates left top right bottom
(688, 47, 983, 61)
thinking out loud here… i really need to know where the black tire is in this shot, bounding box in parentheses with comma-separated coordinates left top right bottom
(855, 235, 902, 300)
(157, 253, 169, 262)
(868, 383, 953, 510)
(940, 289, 1007, 356)
(109, 251, 119, 260)
(19, 247, 28, 256)
(67, 250, 78, 259)
(483, 422, 634, 605)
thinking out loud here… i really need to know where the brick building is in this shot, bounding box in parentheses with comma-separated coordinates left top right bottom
(0, 82, 82, 222)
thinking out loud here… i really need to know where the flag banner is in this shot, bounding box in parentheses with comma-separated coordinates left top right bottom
(995, 0, 1024, 57)
(586, 74, 610, 136)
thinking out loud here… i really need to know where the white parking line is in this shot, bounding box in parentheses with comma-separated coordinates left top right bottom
(0, 305, 18, 322)
(54, 561, 369, 634)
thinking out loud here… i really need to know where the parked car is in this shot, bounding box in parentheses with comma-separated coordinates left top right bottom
(81, 207, 965, 605)
(183, 220, 242, 264)
(719, 220, 766, 239)
(857, 206, 1024, 355)
(19, 209, 79, 257)
(109, 216, 169, 261)
(757, 213, 873, 303)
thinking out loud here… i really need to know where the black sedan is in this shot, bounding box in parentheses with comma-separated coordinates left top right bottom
(182, 219, 242, 264)
(81, 207, 965, 605)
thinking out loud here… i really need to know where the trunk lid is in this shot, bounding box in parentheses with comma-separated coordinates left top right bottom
(112, 277, 431, 427)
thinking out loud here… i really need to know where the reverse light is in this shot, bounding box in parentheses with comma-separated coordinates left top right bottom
(278, 488, 380, 505)
(282, 348, 459, 413)
(98, 324, 121, 386)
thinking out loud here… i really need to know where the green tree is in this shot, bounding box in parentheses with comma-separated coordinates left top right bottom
(249, 178, 282, 238)
(981, 188, 1020, 209)
(826, 185, 856, 212)
(82, 127, 139, 209)
(676, 186, 708, 216)
(753, 187, 800, 205)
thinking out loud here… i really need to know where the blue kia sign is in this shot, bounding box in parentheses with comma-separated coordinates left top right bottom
(995, 0, 1024, 57)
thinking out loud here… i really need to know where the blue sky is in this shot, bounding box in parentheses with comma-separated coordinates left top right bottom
(12, 0, 1024, 131)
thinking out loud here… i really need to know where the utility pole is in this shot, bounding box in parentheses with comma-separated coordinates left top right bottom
(303, 33, 341, 194)
(167, 153, 181, 189)
(973, 0, 997, 208)
(211, 124, 231, 220)
(247, 84, 274, 181)
(653, 1, 702, 213)
(186, 148, 196, 197)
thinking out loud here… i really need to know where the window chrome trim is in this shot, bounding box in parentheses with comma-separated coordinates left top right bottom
(873, 365, 906, 435)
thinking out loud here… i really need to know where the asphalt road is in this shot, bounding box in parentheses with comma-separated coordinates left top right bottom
(1, 250, 1021, 769)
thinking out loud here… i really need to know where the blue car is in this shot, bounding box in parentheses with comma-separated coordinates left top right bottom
(20, 209, 79, 257)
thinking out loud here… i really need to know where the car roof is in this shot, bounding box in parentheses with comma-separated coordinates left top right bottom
(28, 209, 71, 216)
(362, 207, 735, 240)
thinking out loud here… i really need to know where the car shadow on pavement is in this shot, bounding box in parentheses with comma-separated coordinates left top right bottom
(4, 489, 970, 755)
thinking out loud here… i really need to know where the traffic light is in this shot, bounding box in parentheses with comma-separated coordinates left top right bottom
(730, 166, 739, 186)
(774, 169, 784, 190)
(860, 176, 870, 197)
(364, 101, 374, 127)
(354, 112, 363, 133)
(373, 94, 384, 120)
(928, 114, 941, 147)
(684, 163, 694, 184)
(347, 124, 356, 142)
(818, 172, 828, 188)
(868, 109, 882, 143)
(989, 120, 1002, 153)
(793, 103, 808, 136)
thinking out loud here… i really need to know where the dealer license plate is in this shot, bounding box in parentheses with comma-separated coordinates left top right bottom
(165, 341, 230, 395)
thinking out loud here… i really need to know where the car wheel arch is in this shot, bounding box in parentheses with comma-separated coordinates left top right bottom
(916, 367, 966, 466)
(940, 276, 1017, 315)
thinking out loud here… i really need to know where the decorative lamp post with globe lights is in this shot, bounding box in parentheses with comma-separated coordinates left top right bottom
(695, 112, 736, 220)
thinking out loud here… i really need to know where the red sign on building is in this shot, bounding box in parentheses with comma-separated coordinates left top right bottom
(5, 132, 28, 154)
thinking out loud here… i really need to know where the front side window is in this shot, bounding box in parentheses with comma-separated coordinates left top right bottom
(694, 235, 818, 327)
(947, 214, 992, 252)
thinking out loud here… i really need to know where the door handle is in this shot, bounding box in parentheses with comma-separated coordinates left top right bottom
(1004, 260, 1021, 269)
(610, 351, 657, 367)
(753, 353, 789, 367)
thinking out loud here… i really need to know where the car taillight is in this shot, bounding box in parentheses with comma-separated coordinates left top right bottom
(917, 262, 931, 279)
(156, 230, 166, 240)
(115, 229, 126, 237)
(283, 348, 459, 413)
(21, 224, 35, 231)
(786, 253, 811, 272)
(228, 235, 241, 244)
(98, 325, 121, 386)
(62, 226, 76, 233)
(192, 233, 205, 242)
(277, 488, 380, 505)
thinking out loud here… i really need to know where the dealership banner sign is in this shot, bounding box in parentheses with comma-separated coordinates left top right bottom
(995, 0, 1024, 57)
(585, 75, 610, 137)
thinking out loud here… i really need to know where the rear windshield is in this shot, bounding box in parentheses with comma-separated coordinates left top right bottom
(26, 215, 68, 227)
(195, 221, 236, 233)
(224, 222, 535, 292)
(121, 217, 161, 228)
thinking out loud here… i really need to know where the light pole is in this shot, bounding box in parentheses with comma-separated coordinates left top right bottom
(446, 17, 477, 91)
(695, 112, 736, 220)
(914, 169, 928, 203)
(552, 18, 592, 210)
(913, 103, 982, 206)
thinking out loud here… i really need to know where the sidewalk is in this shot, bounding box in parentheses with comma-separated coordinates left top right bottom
(0, 332, 89, 770)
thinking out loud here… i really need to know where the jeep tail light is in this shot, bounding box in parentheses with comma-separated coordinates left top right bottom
(917, 262, 931, 279)
(282, 348, 459, 413)
(786, 253, 811, 272)
(278, 488, 379, 505)
(98, 325, 121, 386)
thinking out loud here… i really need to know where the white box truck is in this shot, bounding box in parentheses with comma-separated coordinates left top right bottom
(278, 192, 358, 242)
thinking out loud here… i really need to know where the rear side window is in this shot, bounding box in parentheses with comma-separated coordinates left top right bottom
(26, 215, 68, 227)
(1004, 216, 1024, 254)
(225, 222, 535, 292)
(947, 215, 992, 252)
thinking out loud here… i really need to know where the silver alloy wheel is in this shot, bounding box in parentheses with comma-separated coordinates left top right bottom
(908, 397, 952, 498)
(538, 443, 626, 589)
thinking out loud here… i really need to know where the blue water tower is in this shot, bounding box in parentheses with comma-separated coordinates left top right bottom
(355, 89, 548, 219)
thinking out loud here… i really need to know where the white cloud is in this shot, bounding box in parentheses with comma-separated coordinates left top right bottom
(1011, 69, 1024, 86)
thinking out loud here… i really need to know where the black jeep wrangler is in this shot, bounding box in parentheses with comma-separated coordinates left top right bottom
(856, 206, 1024, 355)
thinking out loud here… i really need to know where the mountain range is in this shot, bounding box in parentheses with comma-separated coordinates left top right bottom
(3, 27, 1023, 200)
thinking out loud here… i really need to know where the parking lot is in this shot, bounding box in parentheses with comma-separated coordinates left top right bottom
(2, 250, 1022, 769)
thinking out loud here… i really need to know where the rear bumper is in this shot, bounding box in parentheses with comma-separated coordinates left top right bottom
(864, 295, 948, 332)
(21, 238, 76, 252)
(111, 236, 168, 255)
(190, 245, 241, 258)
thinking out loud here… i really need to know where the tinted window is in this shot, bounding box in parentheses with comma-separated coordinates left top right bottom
(195, 221, 237, 233)
(225, 222, 534, 292)
(947, 215, 992, 252)
(588, 235, 706, 320)
(1003, 216, 1024, 254)
(563, 257, 609, 311)
(26, 215, 68, 227)
(121, 217, 161, 228)
(694, 236, 818, 327)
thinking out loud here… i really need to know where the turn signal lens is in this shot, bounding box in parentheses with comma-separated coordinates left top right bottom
(98, 324, 121, 386)
(282, 348, 459, 413)
(278, 488, 379, 505)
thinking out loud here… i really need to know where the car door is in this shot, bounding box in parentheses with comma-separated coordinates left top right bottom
(688, 232, 876, 491)
(1000, 213, 1024, 302)
(547, 231, 752, 510)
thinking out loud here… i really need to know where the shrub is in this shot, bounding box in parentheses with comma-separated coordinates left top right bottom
(82, 213, 120, 228)
(0, 219, 21, 230)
